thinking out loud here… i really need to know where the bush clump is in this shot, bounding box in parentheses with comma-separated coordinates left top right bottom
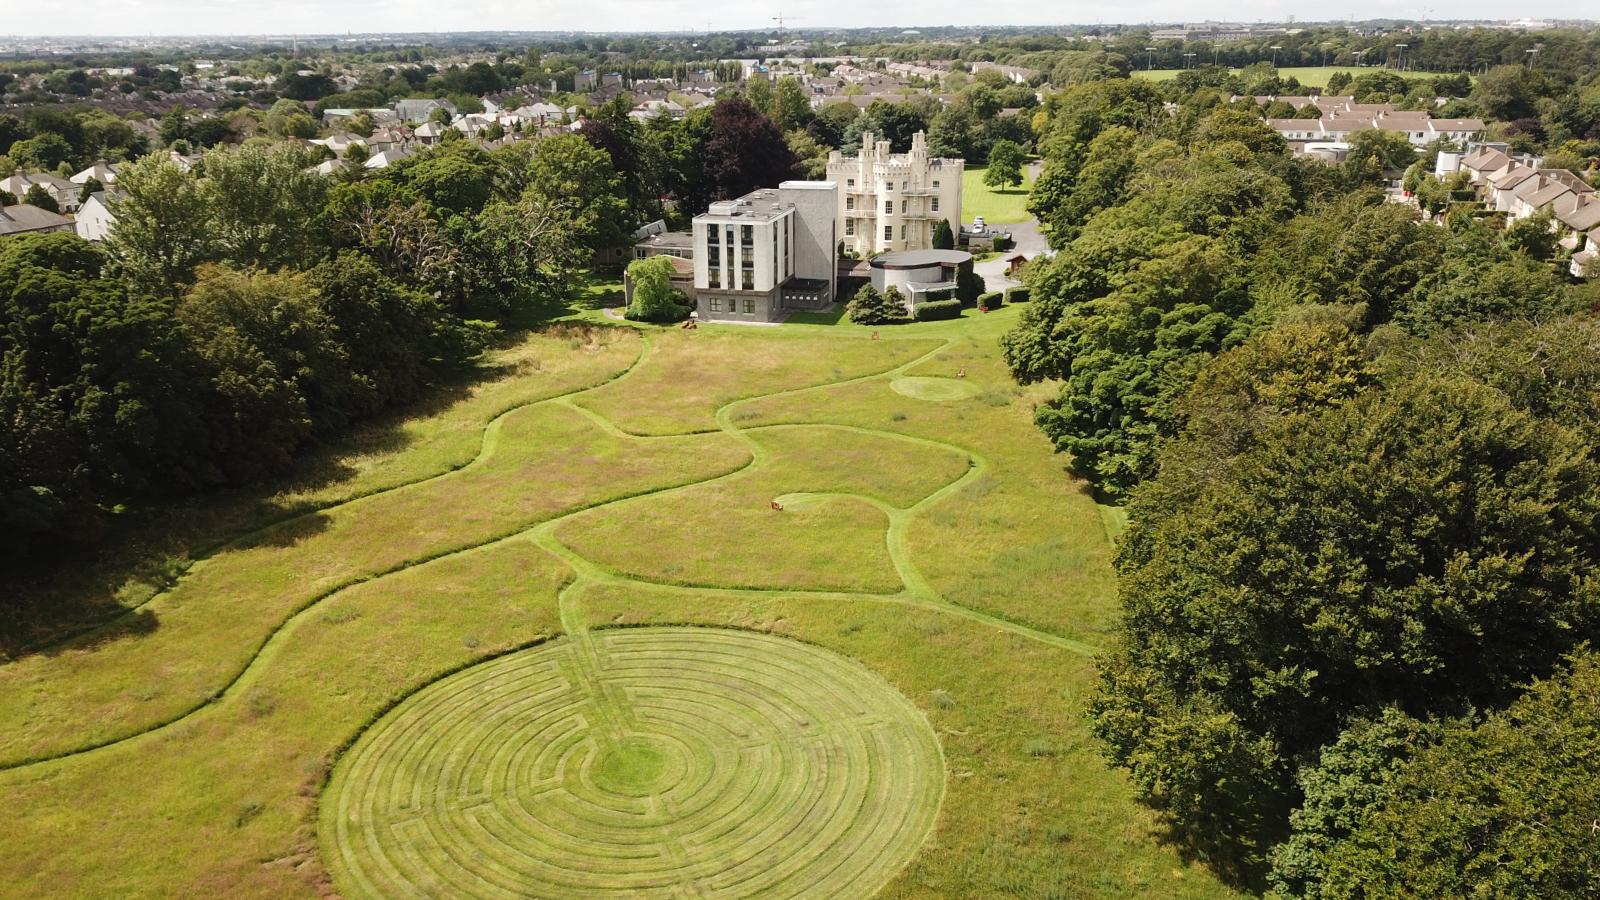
(624, 256, 691, 323)
(847, 283, 911, 324)
(1005, 286, 1030, 303)
(977, 291, 1004, 309)
(912, 299, 962, 321)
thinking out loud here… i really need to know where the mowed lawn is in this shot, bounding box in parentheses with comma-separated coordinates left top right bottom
(0, 314, 1240, 899)
(962, 165, 1035, 226)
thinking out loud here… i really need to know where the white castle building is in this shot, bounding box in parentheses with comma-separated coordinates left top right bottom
(827, 131, 964, 256)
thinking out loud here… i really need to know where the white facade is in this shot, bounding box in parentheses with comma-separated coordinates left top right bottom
(827, 131, 963, 255)
(74, 193, 117, 242)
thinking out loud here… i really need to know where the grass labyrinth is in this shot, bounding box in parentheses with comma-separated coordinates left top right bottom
(323, 627, 943, 898)
(0, 313, 1237, 899)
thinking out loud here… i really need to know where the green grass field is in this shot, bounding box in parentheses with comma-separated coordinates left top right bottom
(962, 166, 1034, 226)
(1131, 65, 1469, 88)
(0, 311, 1239, 898)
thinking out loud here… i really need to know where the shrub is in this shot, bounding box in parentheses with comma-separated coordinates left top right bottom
(22, 183, 58, 213)
(624, 255, 690, 323)
(955, 261, 986, 307)
(1006, 286, 1031, 303)
(923, 288, 953, 302)
(912, 299, 962, 321)
(977, 291, 1004, 309)
(846, 283, 911, 324)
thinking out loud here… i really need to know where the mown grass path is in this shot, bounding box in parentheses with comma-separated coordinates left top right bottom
(322, 627, 945, 898)
(0, 318, 1176, 899)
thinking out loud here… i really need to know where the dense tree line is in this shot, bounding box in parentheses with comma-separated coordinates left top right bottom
(0, 135, 628, 552)
(1009, 74, 1600, 893)
(0, 86, 865, 555)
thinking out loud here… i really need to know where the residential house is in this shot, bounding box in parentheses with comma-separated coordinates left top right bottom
(74, 190, 121, 241)
(1261, 99, 1484, 151)
(691, 182, 838, 323)
(0, 203, 74, 237)
(970, 61, 1039, 84)
(393, 98, 457, 124)
(1487, 165, 1541, 213)
(314, 133, 367, 156)
(1508, 169, 1592, 220)
(366, 126, 413, 152)
(1, 172, 80, 213)
(629, 99, 685, 121)
(414, 121, 448, 145)
(1557, 195, 1600, 276)
(1571, 227, 1600, 278)
(826, 130, 963, 255)
(70, 160, 119, 186)
(511, 102, 564, 125)
(363, 147, 413, 170)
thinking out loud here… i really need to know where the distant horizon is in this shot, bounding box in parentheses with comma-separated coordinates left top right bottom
(2, 5, 1596, 43)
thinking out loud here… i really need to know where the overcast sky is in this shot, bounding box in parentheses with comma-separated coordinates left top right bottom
(7, 1, 1594, 39)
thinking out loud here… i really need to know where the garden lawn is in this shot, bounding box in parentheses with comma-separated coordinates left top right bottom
(962, 165, 1035, 226)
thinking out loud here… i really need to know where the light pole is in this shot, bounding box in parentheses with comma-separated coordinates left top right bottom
(1525, 47, 1539, 68)
(1394, 43, 1407, 71)
(1184, 52, 1196, 69)
(1354, 49, 1367, 68)
(1270, 45, 1282, 68)
(1145, 47, 1156, 71)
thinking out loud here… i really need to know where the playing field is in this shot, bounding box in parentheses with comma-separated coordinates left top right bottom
(0, 310, 1239, 898)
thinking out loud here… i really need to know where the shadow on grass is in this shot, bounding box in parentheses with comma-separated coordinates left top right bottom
(786, 304, 847, 326)
(0, 315, 623, 661)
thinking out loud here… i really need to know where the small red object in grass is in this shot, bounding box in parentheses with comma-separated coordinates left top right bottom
(979, 306, 989, 313)
(770, 500, 784, 511)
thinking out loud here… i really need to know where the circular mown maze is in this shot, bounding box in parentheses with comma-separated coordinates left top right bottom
(322, 627, 944, 898)
(889, 376, 980, 402)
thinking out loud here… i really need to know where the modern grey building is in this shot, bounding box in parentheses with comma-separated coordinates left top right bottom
(691, 182, 838, 323)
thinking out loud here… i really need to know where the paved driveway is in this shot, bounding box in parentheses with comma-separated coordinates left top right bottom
(972, 219, 1048, 291)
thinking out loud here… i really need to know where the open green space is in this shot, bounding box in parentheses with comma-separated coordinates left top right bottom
(0, 313, 1237, 898)
(324, 627, 944, 898)
(1131, 66, 1469, 88)
(962, 166, 1035, 226)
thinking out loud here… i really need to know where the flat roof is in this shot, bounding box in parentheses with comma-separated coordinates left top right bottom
(868, 249, 971, 270)
(700, 188, 792, 222)
(635, 231, 694, 250)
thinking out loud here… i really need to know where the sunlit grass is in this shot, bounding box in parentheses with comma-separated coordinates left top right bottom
(574, 329, 940, 435)
(963, 166, 1035, 226)
(0, 308, 1231, 898)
